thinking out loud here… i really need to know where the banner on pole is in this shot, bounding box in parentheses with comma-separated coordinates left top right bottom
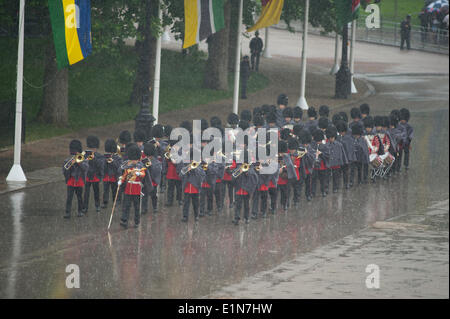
(247, 0, 284, 32)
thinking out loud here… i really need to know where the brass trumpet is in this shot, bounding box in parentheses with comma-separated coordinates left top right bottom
(64, 152, 85, 170)
(180, 161, 200, 175)
(232, 163, 250, 178)
(164, 145, 172, 160)
(202, 162, 209, 171)
(295, 147, 307, 159)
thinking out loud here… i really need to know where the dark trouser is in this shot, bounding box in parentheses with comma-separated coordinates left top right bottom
(401, 35, 411, 50)
(331, 168, 341, 191)
(103, 181, 118, 206)
(142, 187, 157, 212)
(304, 174, 312, 198)
(234, 194, 250, 221)
(200, 188, 213, 215)
(350, 162, 363, 184)
(252, 190, 268, 216)
(290, 179, 302, 204)
(214, 182, 223, 210)
(121, 194, 141, 225)
(278, 184, 289, 208)
(240, 77, 248, 98)
(251, 190, 259, 216)
(223, 180, 234, 206)
(398, 145, 410, 170)
(66, 186, 83, 215)
(83, 181, 100, 211)
(269, 187, 277, 211)
(183, 193, 199, 219)
(159, 174, 166, 191)
(251, 52, 261, 71)
(363, 163, 371, 181)
(312, 169, 327, 195)
(342, 164, 350, 187)
(167, 179, 182, 204)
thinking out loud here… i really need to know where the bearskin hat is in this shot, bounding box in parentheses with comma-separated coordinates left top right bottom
(282, 107, 293, 118)
(253, 115, 265, 127)
(151, 124, 164, 139)
(293, 106, 303, 119)
(360, 103, 370, 115)
(143, 142, 156, 157)
(280, 128, 291, 140)
(126, 143, 141, 160)
(277, 94, 288, 106)
(261, 104, 271, 115)
(335, 121, 348, 134)
(293, 124, 303, 137)
(210, 116, 222, 128)
(287, 137, 299, 150)
(180, 120, 192, 133)
(278, 140, 288, 153)
(332, 114, 343, 126)
(351, 124, 363, 136)
(299, 129, 312, 145)
(200, 118, 209, 131)
(319, 105, 330, 118)
(307, 106, 317, 119)
(105, 139, 117, 153)
(238, 120, 250, 131)
(338, 111, 348, 123)
(363, 116, 375, 129)
(69, 139, 82, 154)
(253, 107, 262, 118)
(374, 115, 384, 127)
(350, 107, 362, 120)
(389, 115, 398, 127)
(163, 125, 173, 137)
(399, 108, 410, 121)
(86, 135, 100, 149)
(133, 129, 147, 142)
(312, 129, 325, 142)
(266, 112, 277, 124)
(227, 113, 240, 126)
(325, 126, 338, 139)
(240, 109, 252, 122)
(318, 117, 329, 130)
(119, 130, 132, 144)
(390, 109, 400, 121)
(382, 116, 390, 128)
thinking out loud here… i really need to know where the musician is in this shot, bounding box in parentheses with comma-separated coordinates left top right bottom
(277, 140, 297, 211)
(141, 142, 162, 214)
(349, 108, 364, 133)
(288, 137, 302, 208)
(102, 139, 123, 209)
(178, 148, 206, 223)
(117, 130, 132, 204)
(326, 126, 348, 193)
(222, 142, 237, 209)
(199, 137, 219, 217)
(150, 124, 168, 194)
(398, 108, 413, 171)
(63, 140, 89, 218)
(276, 94, 289, 128)
(82, 136, 105, 214)
(118, 143, 146, 228)
(336, 121, 356, 189)
(363, 116, 384, 183)
(232, 151, 258, 225)
(351, 124, 369, 185)
(133, 129, 146, 151)
(251, 146, 270, 219)
(304, 107, 318, 133)
(311, 129, 330, 198)
(388, 114, 405, 175)
(282, 107, 295, 129)
(360, 103, 370, 120)
(319, 105, 332, 127)
(160, 124, 173, 193)
(297, 129, 315, 202)
(292, 106, 303, 126)
(165, 138, 183, 207)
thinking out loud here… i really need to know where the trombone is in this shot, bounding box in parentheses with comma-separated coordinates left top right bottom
(180, 161, 200, 175)
(232, 163, 250, 178)
(295, 147, 308, 159)
(164, 145, 172, 160)
(64, 152, 85, 170)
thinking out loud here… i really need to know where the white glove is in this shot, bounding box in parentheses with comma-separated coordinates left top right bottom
(135, 172, 141, 176)
(118, 180, 122, 186)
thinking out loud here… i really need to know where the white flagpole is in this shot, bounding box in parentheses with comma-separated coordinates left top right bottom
(6, 0, 27, 183)
(232, 0, 243, 114)
(263, 27, 271, 58)
(152, 1, 163, 124)
(330, 32, 340, 75)
(350, 19, 357, 93)
(297, 0, 309, 110)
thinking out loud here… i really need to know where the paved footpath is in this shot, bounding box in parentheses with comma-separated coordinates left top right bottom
(208, 200, 449, 299)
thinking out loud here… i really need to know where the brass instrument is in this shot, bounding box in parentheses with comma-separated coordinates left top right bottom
(142, 158, 152, 168)
(232, 163, 250, 178)
(180, 161, 200, 175)
(64, 152, 85, 170)
(164, 145, 172, 160)
(254, 162, 262, 172)
(85, 150, 95, 161)
(296, 147, 307, 159)
(107, 157, 114, 164)
(202, 162, 209, 171)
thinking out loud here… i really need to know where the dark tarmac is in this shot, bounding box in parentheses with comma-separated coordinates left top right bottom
(0, 72, 448, 298)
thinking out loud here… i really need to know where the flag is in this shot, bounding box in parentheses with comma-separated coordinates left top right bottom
(336, 0, 361, 30)
(183, 0, 225, 49)
(48, 0, 92, 69)
(247, 0, 285, 32)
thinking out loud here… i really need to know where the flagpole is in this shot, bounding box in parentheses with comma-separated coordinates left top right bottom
(232, 0, 243, 114)
(330, 32, 340, 75)
(6, 0, 27, 183)
(263, 27, 271, 58)
(152, 0, 162, 124)
(349, 19, 357, 93)
(297, 0, 309, 110)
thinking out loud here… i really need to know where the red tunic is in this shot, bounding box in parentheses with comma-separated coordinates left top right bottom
(223, 160, 237, 181)
(201, 182, 211, 188)
(103, 174, 117, 183)
(236, 188, 249, 195)
(259, 184, 269, 192)
(122, 169, 146, 195)
(216, 178, 222, 183)
(184, 182, 199, 194)
(294, 157, 301, 181)
(86, 175, 100, 183)
(166, 161, 181, 181)
(67, 177, 84, 187)
(277, 176, 288, 185)
(268, 180, 277, 189)
(313, 160, 327, 171)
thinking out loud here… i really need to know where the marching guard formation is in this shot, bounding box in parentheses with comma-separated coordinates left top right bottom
(63, 94, 413, 228)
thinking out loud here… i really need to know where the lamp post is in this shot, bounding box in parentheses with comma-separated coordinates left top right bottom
(335, 23, 351, 99)
(135, 94, 155, 140)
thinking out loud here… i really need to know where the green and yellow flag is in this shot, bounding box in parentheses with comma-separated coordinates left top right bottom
(184, 0, 225, 49)
(48, 0, 92, 69)
(247, 0, 284, 32)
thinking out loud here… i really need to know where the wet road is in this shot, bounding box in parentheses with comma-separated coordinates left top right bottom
(0, 73, 448, 298)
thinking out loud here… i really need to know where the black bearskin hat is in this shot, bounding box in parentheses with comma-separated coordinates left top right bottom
(282, 107, 293, 118)
(210, 116, 222, 128)
(351, 124, 363, 136)
(374, 115, 384, 127)
(277, 94, 288, 106)
(200, 119, 209, 131)
(105, 139, 117, 153)
(360, 103, 370, 115)
(318, 117, 329, 130)
(390, 109, 400, 121)
(307, 106, 317, 119)
(293, 106, 303, 119)
(287, 137, 299, 150)
(261, 104, 271, 115)
(180, 120, 192, 133)
(363, 116, 374, 129)
(86, 135, 100, 149)
(69, 139, 82, 154)
(143, 142, 156, 157)
(389, 115, 398, 127)
(335, 121, 348, 134)
(253, 115, 265, 127)
(253, 107, 262, 118)
(382, 116, 390, 128)
(332, 114, 343, 126)
(119, 130, 132, 144)
(338, 111, 348, 123)
(133, 129, 147, 142)
(399, 108, 410, 121)
(266, 112, 277, 124)
(299, 129, 312, 145)
(164, 125, 173, 137)
(319, 105, 330, 117)
(240, 110, 252, 123)
(312, 129, 325, 142)
(227, 113, 240, 125)
(126, 143, 141, 160)
(280, 128, 291, 140)
(325, 126, 338, 139)
(293, 124, 303, 137)
(151, 124, 164, 139)
(238, 120, 250, 131)
(350, 107, 361, 120)
(278, 140, 288, 153)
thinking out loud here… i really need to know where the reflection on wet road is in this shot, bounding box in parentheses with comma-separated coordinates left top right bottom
(0, 75, 448, 298)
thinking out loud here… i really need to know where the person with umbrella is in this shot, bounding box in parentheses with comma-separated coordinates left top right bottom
(400, 14, 412, 50)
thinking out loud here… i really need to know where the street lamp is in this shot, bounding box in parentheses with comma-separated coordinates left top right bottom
(335, 23, 351, 99)
(135, 94, 155, 140)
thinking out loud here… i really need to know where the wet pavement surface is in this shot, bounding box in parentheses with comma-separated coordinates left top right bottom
(0, 32, 448, 298)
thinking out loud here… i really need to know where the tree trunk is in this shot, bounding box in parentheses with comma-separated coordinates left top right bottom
(37, 38, 69, 126)
(228, 0, 239, 72)
(130, 0, 158, 106)
(203, 0, 231, 91)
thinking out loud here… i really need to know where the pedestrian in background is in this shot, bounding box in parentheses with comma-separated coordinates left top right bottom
(249, 30, 264, 72)
(400, 14, 412, 50)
